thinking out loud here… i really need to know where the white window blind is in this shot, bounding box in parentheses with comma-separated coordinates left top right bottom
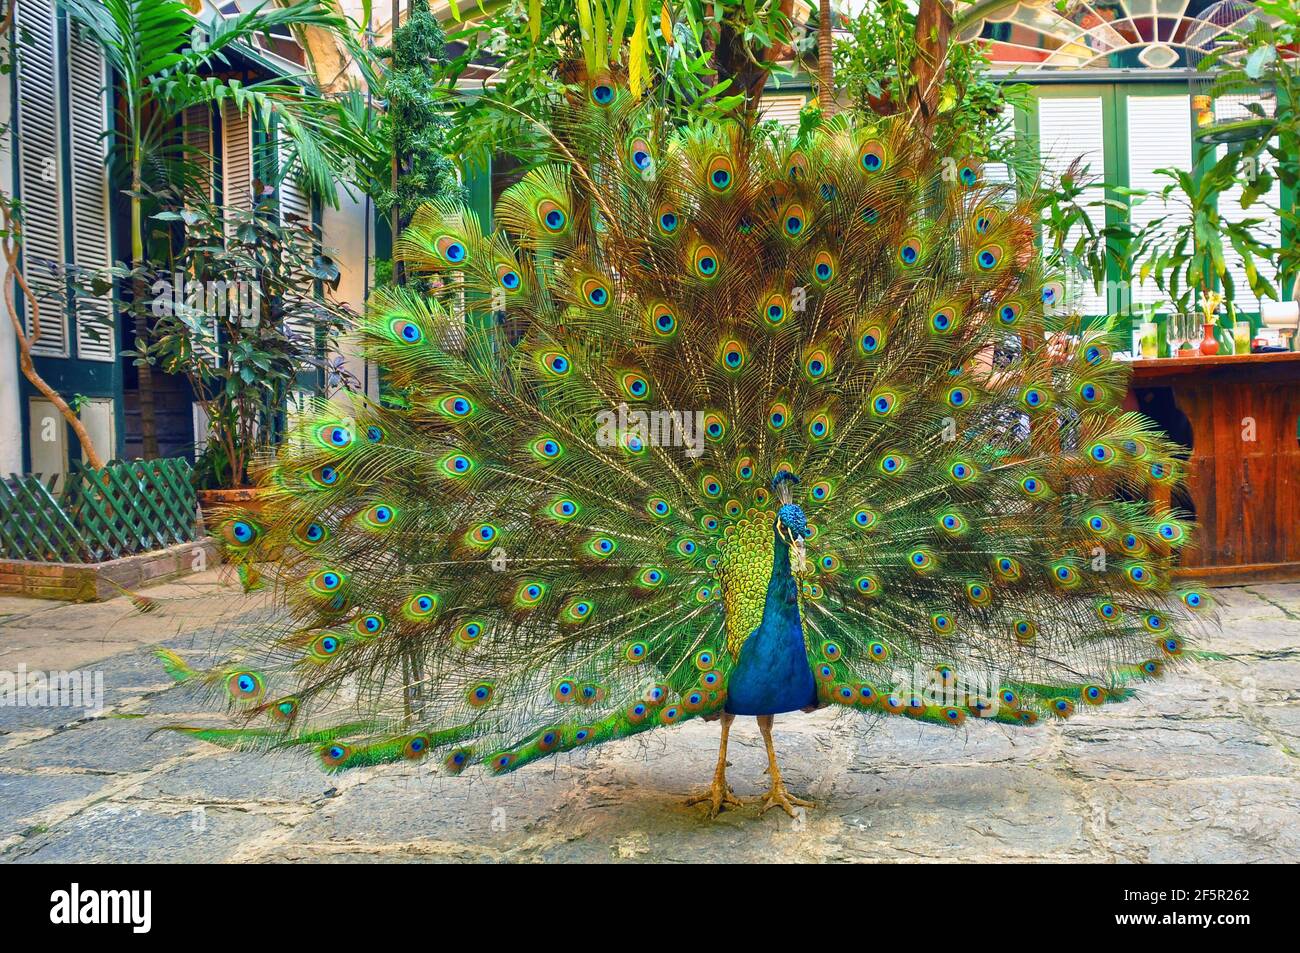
(14, 0, 68, 356)
(758, 94, 806, 129)
(1217, 97, 1282, 311)
(68, 21, 114, 361)
(1038, 96, 1107, 317)
(1127, 94, 1192, 309)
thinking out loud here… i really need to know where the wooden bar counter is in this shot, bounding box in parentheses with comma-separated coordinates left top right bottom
(1127, 352, 1300, 584)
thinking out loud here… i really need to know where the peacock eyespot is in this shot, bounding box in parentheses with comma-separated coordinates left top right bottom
(540, 201, 567, 232)
(631, 141, 653, 173)
(592, 83, 614, 105)
(1091, 443, 1115, 464)
(227, 519, 257, 545)
(392, 319, 422, 343)
(976, 245, 1002, 271)
(707, 157, 734, 191)
(408, 593, 438, 617)
(583, 280, 610, 308)
(859, 141, 886, 172)
(227, 671, 264, 701)
(438, 238, 466, 264)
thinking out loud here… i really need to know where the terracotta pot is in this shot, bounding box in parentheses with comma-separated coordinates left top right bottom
(196, 487, 267, 531)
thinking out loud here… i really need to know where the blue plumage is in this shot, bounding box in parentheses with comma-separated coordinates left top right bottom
(726, 514, 817, 717)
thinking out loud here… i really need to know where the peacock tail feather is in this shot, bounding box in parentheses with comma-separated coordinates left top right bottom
(168, 74, 1214, 777)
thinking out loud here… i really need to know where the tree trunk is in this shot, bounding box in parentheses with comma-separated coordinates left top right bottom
(818, 0, 834, 116)
(391, 0, 403, 286)
(713, 0, 796, 117)
(2, 206, 105, 469)
(131, 163, 161, 459)
(907, 0, 955, 124)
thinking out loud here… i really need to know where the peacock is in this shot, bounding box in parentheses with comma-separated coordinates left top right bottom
(160, 67, 1214, 819)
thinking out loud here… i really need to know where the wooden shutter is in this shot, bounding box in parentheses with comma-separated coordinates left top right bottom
(278, 132, 317, 354)
(183, 105, 215, 203)
(1037, 96, 1108, 317)
(14, 0, 68, 356)
(182, 105, 219, 363)
(757, 94, 806, 129)
(221, 104, 254, 229)
(1127, 94, 1192, 309)
(67, 20, 114, 361)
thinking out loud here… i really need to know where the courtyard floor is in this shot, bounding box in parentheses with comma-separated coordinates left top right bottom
(1, 572, 1297, 863)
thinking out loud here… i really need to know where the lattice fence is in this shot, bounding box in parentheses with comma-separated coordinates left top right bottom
(0, 460, 201, 562)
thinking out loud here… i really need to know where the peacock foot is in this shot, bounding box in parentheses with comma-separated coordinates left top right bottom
(759, 779, 814, 818)
(686, 776, 745, 819)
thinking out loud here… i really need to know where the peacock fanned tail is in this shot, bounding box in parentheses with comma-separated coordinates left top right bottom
(172, 77, 1214, 777)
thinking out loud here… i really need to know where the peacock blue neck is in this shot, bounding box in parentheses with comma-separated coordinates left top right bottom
(723, 526, 817, 716)
(766, 531, 802, 621)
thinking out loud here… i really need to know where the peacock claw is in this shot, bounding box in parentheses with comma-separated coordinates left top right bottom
(759, 780, 814, 818)
(687, 778, 744, 818)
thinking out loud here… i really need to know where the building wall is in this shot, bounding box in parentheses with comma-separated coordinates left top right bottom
(0, 80, 21, 475)
(322, 188, 379, 402)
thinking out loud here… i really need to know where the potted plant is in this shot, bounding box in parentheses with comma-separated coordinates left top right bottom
(1129, 149, 1274, 354)
(148, 196, 357, 523)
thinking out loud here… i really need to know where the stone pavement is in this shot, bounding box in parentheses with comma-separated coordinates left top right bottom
(1, 573, 1297, 863)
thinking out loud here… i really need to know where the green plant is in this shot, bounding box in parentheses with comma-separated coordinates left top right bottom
(443, 0, 798, 171)
(374, 0, 463, 285)
(834, 0, 1028, 161)
(149, 199, 357, 489)
(1199, 0, 1299, 301)
(60, 0, 379, 458)
(1129, 157, 1276, 319)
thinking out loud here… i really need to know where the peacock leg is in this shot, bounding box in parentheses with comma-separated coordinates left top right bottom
(686, 711, 743, 818)
(756, 714, 814, 818)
